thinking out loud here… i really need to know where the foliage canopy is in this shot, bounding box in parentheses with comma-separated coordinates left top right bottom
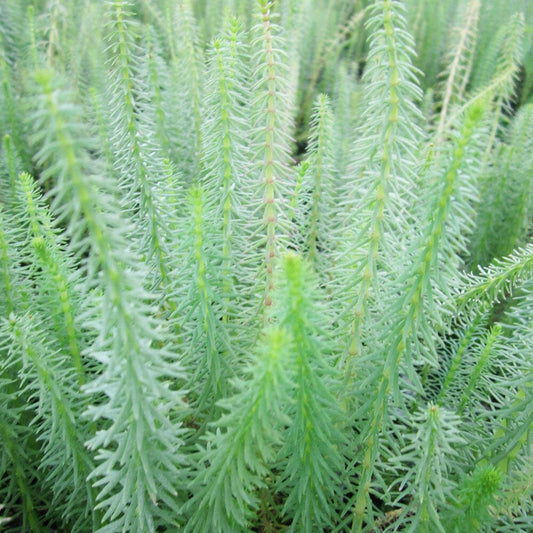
(0, 0, 532, 531)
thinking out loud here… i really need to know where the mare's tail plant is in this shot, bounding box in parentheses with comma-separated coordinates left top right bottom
(0, 0, 531, 531)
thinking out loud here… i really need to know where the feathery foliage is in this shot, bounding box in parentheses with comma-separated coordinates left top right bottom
(0, 0, 531, 531)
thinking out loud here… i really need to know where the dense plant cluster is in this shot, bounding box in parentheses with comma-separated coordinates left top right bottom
(0, 0, 532, 531)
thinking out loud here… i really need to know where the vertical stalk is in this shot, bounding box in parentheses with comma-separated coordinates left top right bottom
(351, 101, 484, 531)
(260, 0, 279, 309)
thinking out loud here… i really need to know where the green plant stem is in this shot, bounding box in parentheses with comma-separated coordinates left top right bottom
(351, 101, 484, 532)
(260, 1, 280, 310)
